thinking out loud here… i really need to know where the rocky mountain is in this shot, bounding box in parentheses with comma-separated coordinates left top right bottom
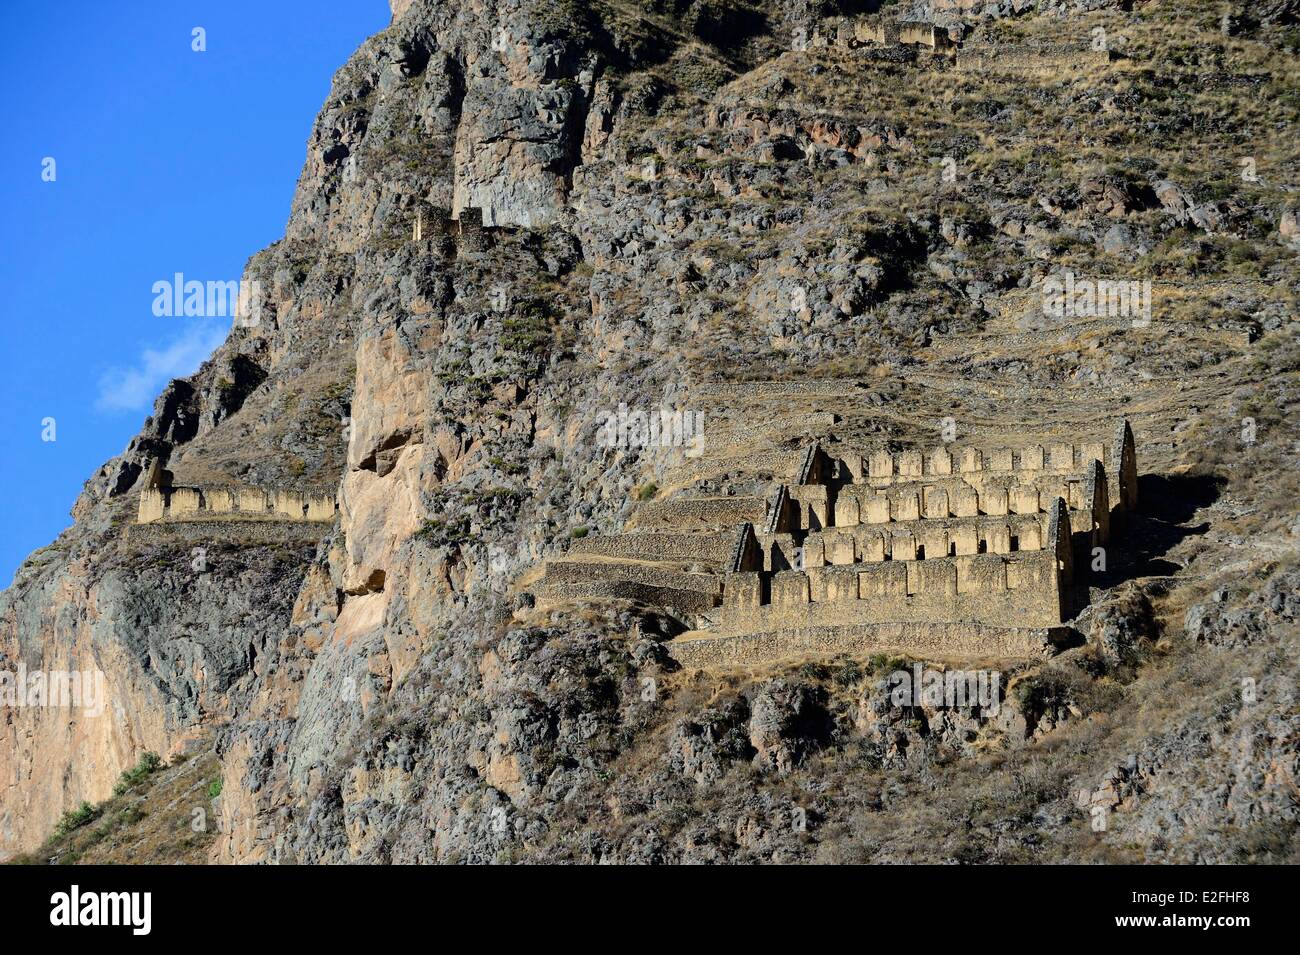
(3, 0, 1298, 863)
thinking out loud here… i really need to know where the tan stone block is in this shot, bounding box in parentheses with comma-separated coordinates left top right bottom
(865, 495, 890, 524)
(893, 492, 920, 522)
(821, 567, 858, 602)
(951, 524, 979, 556)
(138, 489, 166, 524)
(919, 526, 949, 560)
(1067, 481, 1086, 511)
(1048, 443, 1074, 471)
(982, 487, 1008, 516)
(170, 488, 200, 516)
(859, 562, 907, 596)
(917, 560, 957, 596)
(834, 496, 860, 527)
(306, 496, 337, 521)
(1010, 485, 1039, 515)
(923, 486, 949, 519)
(891, 532, 916, 561)
(274, 491, 305, 519)
(772, 572, 810, 606)
(1019, 523, 1043, 551)
(958, 556, 1007, 593)
(860, 533, 886, 562)
(827, 532, 855, 566)
(868, 450, 894, 480)
(724, 573, 762, 607)
(802, 535, 826, 568)
(928, 447, 953, 475)
(951, 485, 979, 518)
(1006, 559, 1031, 591)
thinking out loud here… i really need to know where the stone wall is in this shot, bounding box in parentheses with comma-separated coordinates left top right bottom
(839, 428, 1134, 522)
(796, 515, 1049, 566)
(758, 517, 1052, 575)
(566, 531, 735, 567)
(846, 440, 1108, 485)
(136, 484, 337, 524)
(716, 549, 1065, 631)
(703, 106, 907, 170)
(669, 622, 1065, 669)
(833, 473, 1094, 525)
(542, 559, 721, 596)
(836, 17, 955, 52)
(138, 488, 166, 523)
(956, 44, 1112, 73)
(627, 495, 767, 531)
(713, 499, 1073, 632)
(124, 519, 332, 549)
(1111, 420, 1139, 515)
(729, 523, 763, 574)
(534, 423, 1131, 667)
(690, 379, 865, 400)
(536, 577, 720, 614)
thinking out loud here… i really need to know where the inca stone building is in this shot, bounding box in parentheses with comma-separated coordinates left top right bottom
(135, 460, 337, 525)
(537, 422, 1138, 669)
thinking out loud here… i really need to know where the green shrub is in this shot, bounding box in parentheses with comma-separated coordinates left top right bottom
(413, 516, 472, 548)
(208, 778, 223, 799)
(489, 455, 527, 477)
(114, 805, 146, 828)
(53, 801, 100, 838)
(500, 300, 554, 356)
(866, 653, 910, 675)
(112, 751, 163, 797)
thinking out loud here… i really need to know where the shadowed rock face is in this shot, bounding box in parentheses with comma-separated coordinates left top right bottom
(3, 0, 1299, 863)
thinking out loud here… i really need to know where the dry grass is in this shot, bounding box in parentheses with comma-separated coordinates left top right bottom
(8, 747, 221, 865)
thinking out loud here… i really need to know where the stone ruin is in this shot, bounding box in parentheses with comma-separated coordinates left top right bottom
(799, 13, 958, 55)
(800, 12, 1114, 74)
(534, 421, 1139, 669)
(134, 461, 337, 525)
(849, 17, 957, 52)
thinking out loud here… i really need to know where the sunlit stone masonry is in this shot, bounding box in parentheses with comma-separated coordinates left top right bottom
(134, 461, 337, 525)
(535, 421, 1138, 669)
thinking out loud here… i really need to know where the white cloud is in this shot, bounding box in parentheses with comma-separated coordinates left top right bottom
(96, 320, 229, 414)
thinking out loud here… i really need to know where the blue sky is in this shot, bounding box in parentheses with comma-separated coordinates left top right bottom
(0, 1, 389, 585)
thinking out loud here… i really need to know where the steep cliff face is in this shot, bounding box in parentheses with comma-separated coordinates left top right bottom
(4, 0, 1299, 863)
